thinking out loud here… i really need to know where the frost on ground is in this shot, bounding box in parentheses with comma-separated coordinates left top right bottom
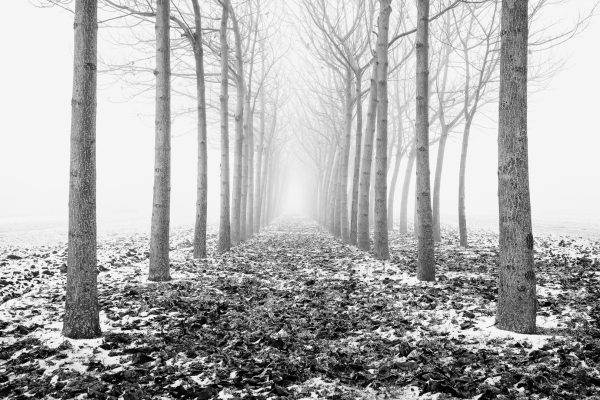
(1, 217, 600, 399)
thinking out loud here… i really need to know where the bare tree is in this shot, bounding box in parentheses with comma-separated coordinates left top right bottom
(192, 0, 209, 259)
(415, 0, 435, 281)
(64, 0, 102, 339)
(373, 0, 392, 260)
(230, 5, 245, 246)
(496, 0, 535, 334)
(148, 0, 172, 282)
(218, 0, 231, 253)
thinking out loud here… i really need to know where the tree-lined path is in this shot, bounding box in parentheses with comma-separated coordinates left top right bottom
(1, 217, 600, 398)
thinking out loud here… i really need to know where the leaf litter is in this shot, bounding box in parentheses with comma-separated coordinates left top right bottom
(0, 216, 600, 399)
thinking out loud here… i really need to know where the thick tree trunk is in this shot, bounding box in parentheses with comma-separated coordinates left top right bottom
(192, 0, 208, 259)
(149, 0, 172, 282)
(340, 68, 353, 243)
(218, 1, 231, 253)
(432, 129, 448, 242)
(399, 144, 415, 234)
(357, 65, 378, 250)
(64, 0, 101, 339)
(349, 72, 363, 246)
(388, 120, 403, 230)
(415, 0, 435, 281)
(373, 0, 392, 260)
(458, 118, 472, 247)
(230, 11, 244, 246)
(497, 0, 536, 334)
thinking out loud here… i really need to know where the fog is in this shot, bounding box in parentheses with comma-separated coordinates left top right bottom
(1, 1, 599, 241)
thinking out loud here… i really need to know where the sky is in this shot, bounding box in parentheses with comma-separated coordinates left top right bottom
(0, 1, 599, 238)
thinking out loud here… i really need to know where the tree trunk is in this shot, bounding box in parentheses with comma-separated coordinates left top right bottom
(327, 149, 340, 234)
(415, 0, 435, 281)
(369, 153, 375, 228)
(64, 0, 101, 339)
(192, 0, 208, 259)
(413, 182, 419, 236)
(246, 108, 254, 238)
(458, 118, 472, 247)
(240, 110, 248, 241)
(399, 144, 415, 234)
(340, 68, 353, 243)
(253, 84, 265, 234)
(497, 0, 536, 334)
(432, 128, 448, 242)
(149, 0, 172, 282)
(388, 119, 403, 230)
(260, 147, 270, 229)
(322, 147, 336, 226)
(357, 65, 378, 250)
(230, 11, 244, 246)
(349, 71, 363, 245)
(218, 1, 231, 253)
(373, 0, 392, 260)
(333, 152, 342, 237)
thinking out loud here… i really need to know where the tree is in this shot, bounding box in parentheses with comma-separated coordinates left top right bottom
(148, 0, 171, 282)
(230, 5, 245, 246)
(415, 0, 435, 281)
(253, 47, 267, 235)
(373, 0, 392, 260)
(357, 62, 378, 251)
(192, 0, 208, 259)
(63, 0, 102, 339)
(219, 0, 232, 254)
(496, 0, 536, 334)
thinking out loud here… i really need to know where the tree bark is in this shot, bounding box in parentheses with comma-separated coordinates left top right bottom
(260, 147, 270, 229)
(327, 149, 340, 234)
(458, 118, 472, 247)
(497, 0, 536, 334)
(192, 0, 208, 259)
(399, 143, 415, 234)
(432, 128, 448, 242)
(415, 0, 435, 281)
(230, 10, 244, 246)
(388, 115, 403, 230)
(349, 71, 363, 245)
(357, 65, 378, 250)
(373, 0, 392, 260)
(369, 151, 376, 228)
(218, 0, 231, 253)
(149, 0, 172, 282)
(64, 0, 101, 339)
(333, 152, 342, 237)
(246, 108, 254, 238)
(340, 68, 353, 243)
(240, 108, 249, 241)
(253, 79, 265, 234)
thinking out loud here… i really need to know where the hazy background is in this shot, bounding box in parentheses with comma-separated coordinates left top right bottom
(1, 1, 599, 244)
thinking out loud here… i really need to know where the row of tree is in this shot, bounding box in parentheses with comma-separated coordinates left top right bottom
(62, 0, 291, 338)
(58, 0, 594, 338)
(292, 0, 593, 334)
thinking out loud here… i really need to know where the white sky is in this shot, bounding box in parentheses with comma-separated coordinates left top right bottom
(1, 1, 599, 236)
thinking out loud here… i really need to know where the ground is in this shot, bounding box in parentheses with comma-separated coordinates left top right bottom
(1, 217, 600, 399)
